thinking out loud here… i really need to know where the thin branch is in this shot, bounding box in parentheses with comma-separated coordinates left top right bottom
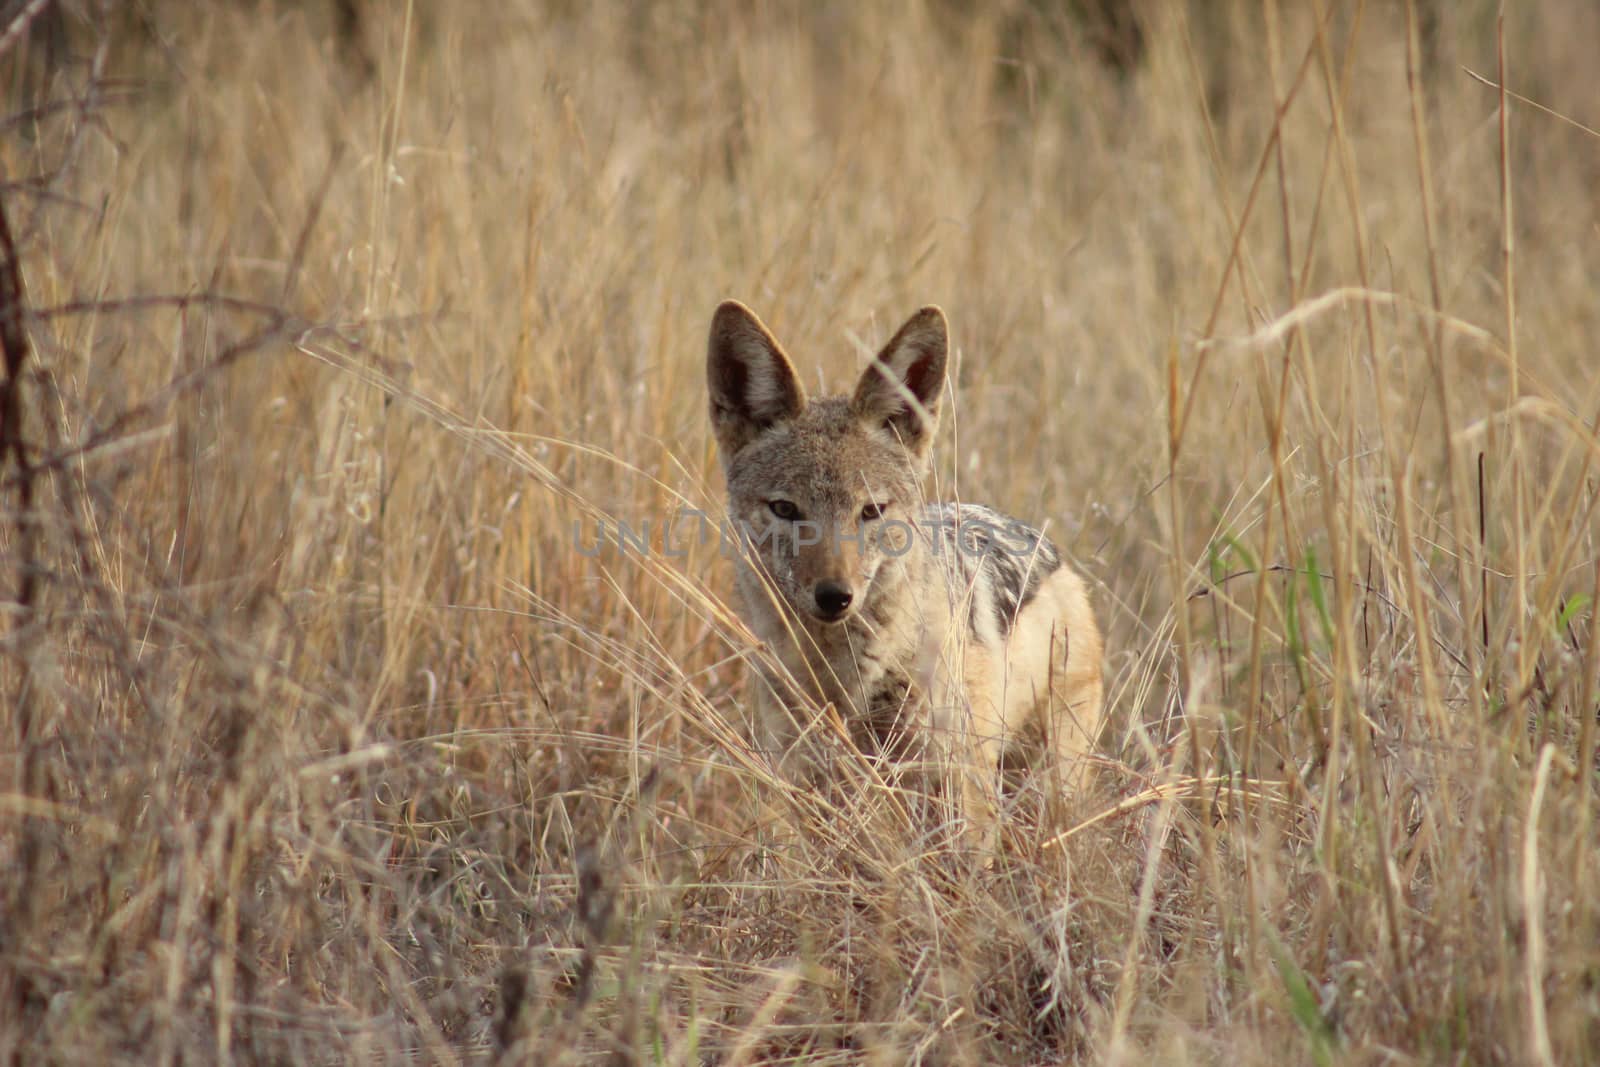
(0, 0, 54, 61)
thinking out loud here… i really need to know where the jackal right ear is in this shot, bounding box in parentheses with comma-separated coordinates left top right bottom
(707, 300, 806, 458)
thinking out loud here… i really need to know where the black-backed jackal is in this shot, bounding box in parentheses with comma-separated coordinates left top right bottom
(707, 300, 1105, 843)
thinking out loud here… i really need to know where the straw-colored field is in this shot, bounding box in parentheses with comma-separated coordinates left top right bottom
(3, 2, 1598, 1062)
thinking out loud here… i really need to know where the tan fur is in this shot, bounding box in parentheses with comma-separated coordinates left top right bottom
(707, 300, 1105, 844)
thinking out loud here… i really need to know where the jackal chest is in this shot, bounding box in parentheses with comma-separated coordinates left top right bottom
(752, 581, 942, 724)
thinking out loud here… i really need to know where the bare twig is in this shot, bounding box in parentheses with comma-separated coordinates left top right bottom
(0, 167, 44, 1067)
(0, 0, 54, 61)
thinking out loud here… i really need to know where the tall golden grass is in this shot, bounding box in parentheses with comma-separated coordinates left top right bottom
(2, 1, 1598, 1062)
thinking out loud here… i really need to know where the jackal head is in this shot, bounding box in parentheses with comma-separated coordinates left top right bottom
(707, 300, 947, 625)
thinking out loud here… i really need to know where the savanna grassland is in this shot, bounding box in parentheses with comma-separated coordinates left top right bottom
(2, 1, 1599, 1063)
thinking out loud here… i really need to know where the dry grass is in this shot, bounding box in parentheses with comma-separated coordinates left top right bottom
(2, 1, 1598, 1062)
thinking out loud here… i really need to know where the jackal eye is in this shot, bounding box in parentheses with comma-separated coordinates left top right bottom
(768, 499, 801, 521)
(860, 502, 887, 522)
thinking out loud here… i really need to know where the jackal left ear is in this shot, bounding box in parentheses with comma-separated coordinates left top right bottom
(851, 306, 947, 458)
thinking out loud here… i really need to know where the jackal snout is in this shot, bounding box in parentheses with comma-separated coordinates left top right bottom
(794, 527, 869, 622)
(811, 577, 854, 621)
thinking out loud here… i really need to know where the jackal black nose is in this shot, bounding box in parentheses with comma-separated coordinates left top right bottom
(813, 580, 854, 620)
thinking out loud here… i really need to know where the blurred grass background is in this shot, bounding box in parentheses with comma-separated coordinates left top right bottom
(2, 1, 1598, 1062)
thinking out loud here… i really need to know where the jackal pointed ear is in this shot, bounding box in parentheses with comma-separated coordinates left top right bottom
(707, 300, 806, 459)
(851, 306, 947, 458)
